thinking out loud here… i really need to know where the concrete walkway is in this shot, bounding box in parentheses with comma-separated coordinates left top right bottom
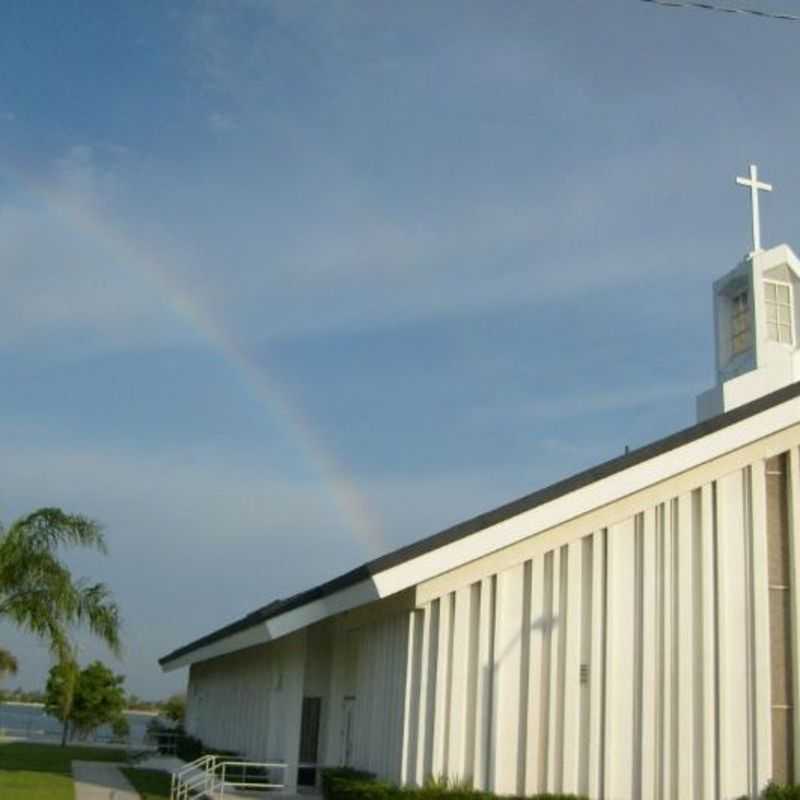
(72, 760, 141, 800)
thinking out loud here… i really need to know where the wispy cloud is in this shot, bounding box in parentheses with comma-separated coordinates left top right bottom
(468, 381, 703, 427)
(208, 111, 236, 131)
(0, 426, 540, 693)
(0, 147, 199, 357)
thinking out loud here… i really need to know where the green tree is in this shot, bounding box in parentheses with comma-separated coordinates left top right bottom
(111, 715, 130, 742)
(0, 648, 18, 678)
(162, 693, 186, 726)
(0, 648, 17, 702)
(0, 508, 121, 671)
(44, 658, 79, 745)
(70, 662, 126, 739)
(46, 660, 127, 744)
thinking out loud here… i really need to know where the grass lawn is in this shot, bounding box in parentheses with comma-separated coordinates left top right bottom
(121, 767, 172, 799)
(0, 741, 127, 799)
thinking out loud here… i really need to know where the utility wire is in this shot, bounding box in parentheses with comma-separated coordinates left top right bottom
(640, 0, 800, 22)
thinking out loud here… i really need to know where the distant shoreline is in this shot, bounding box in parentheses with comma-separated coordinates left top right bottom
(1, 701, 160, 716)
(1, 701, 43, 708)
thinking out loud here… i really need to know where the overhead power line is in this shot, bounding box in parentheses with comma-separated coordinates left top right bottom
(640, 0, 800, 22)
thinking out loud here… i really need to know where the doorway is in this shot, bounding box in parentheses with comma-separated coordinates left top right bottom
(298, 697, 322, 787)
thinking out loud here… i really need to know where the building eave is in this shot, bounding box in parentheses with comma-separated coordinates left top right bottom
(159, 379, 800, 671)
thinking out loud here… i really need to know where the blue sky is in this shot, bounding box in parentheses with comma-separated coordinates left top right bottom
(2, 0, 799, 698)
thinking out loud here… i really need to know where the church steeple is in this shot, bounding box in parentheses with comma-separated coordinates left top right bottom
(697, 165, 800, 421)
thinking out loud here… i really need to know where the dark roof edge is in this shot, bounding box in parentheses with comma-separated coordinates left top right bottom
(160, 380, 800, 667)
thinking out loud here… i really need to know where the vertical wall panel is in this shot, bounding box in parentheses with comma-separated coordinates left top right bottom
(448, 586, 473, 782)
(788, 448, 800, 779)
(383, 623, 395, 777)
(491, 563, 526, 794)
(348, 613, 410, 781)
(380, 621, 392, 776)
(359, 625, 376, 770)
(404, 611, 424, 783)
(354, 630, 368, 768)
(604, 518, 637, 800)
(661, 499, 677, 800)
(546, 547, 565, 794)
(390, 614, 409, 782)
(464, 582, 481, 784)
(562, 539, 584, 794)
(698, 484, 718, 800)
(766, 453, 795, 785)
(525, 555, 547, 795)
(414, 605, 431, 783)
(578, 537, 594, 796)
(278, 632, 306, 793)
(640, 509, 657, 800)
(751, 462, 773, 791)
(587, 530, 606, 799)
(432, 594, 453, 777)
(472, 577, 495, 790)
(186, 637, 299, 763)
(676, 492, 697, 800)
(717, 471, 751, 798)
(518, 562, 533, 796)
(401, 612, 419, 784)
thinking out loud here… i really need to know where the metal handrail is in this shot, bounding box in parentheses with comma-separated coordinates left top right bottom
(176, 753, 217, 776)
(170, 754, 291, 800)
(170, 754, 218, 800)
(214, 759, 288, 799)
(179, 770, 214, 799)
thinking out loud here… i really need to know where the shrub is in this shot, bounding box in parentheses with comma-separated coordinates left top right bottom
(327, 777, 397, 800)
(145, 717, 183, 755)
(763, 783, 800, 800)
(409, 790, 489, 800)
(175, 734, 204, 762)
(162, 693, 186, 725)
(111, 716, 131, 741)
(421, 777, 477, 793)
(320, 768, 587, 800)
(172, 732, 238, 764)
(322, 768, 377, 800)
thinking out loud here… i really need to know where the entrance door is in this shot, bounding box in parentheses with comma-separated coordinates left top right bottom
(340, 697, 356, 766)
(299, 697, 322, 787)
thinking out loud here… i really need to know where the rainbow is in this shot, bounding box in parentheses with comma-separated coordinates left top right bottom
(4, 166, 386, 557)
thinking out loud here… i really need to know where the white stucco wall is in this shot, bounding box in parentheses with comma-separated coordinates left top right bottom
(185, 630, 305, 764)
(320, 596, 413, 781)
(181, 419, 800, 799)
(184, 596, 412, 785)
(401, 433, 800, 799)
(351, 612, 409, 781)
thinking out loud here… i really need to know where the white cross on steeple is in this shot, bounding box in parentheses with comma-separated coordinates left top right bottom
(736, 163, 773, 254)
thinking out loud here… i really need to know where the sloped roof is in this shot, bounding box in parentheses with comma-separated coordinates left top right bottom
(159, 380, 800, 668)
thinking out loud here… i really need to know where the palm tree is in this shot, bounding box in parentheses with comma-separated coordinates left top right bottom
(0, 508, 121, 680)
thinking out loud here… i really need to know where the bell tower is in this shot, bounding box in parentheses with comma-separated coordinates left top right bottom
(697, 165, 800, 421)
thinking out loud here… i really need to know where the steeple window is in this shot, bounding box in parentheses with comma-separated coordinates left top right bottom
(731, 289, 751, 355)
(765, 281, 794, 344)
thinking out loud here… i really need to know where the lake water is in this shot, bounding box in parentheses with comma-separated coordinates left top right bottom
(0, 701, 159, 746)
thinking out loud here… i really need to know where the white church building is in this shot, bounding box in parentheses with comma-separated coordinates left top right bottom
(161, 166, 800, 799)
